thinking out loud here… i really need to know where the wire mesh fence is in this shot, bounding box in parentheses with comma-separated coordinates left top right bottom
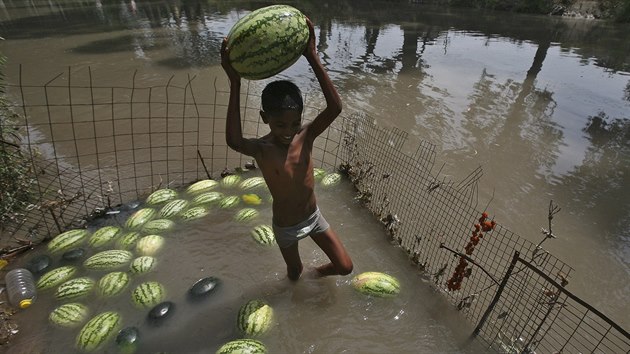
(1, 67, 628, 353)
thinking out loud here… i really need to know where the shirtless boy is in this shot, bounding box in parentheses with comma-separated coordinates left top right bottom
(221, 18, 353, 281)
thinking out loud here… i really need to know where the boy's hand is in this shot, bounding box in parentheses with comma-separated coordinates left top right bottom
(221, 37, 241, 82)
(302, 17, 317, 62)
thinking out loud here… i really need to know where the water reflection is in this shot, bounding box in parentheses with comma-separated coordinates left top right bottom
(1, 0, 630, 330)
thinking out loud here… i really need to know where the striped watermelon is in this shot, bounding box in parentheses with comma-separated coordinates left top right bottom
(115, 231, 141, 250)
(180, 206, 210, 221)
(351, 272, 400, 298)
(237, 299, 274, 337)
(88, 226, 121, 248)
(220, 175, 242, 188)
(48, 229, 90, 253)
(84, 250, 133, 271)
(37, 266, 77, 291)
(239, 176, 266, 190)
(145, 188, 178, 205)
(250, 225, 276, 246)
(321, 172, 341, 187)
(191, 191, 225, 206)
(131, 281, 165, 308)
(216, 339, 267, 354)
(97, 272, 130, 297)
(129, 256, 157, 275)
(136, 235, 165, 256)
(55, 277, 96, 301)
(125, 208, 157, 230)
(219, 196, 240, 209)
(159, 199, 189, 218)
(234, 208, 259, 222)
(185, 179, 218, 195)
(49, 303, 89, 328)
(313, 168, 326, 181)
(76, 311, 121, 352)
(227, 5, 309, 80)
(142, 218, 175, 234)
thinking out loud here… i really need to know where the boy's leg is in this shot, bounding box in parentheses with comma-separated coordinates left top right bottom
(278, 242, 303, 281)
(310, 228, 353, 276)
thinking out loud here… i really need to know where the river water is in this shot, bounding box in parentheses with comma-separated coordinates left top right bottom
(1, 0, 629, 350)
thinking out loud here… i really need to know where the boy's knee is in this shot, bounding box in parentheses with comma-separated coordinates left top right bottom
(337, 260, 353, 276)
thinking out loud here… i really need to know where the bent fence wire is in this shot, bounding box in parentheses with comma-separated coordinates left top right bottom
(2, 67, 628, 353)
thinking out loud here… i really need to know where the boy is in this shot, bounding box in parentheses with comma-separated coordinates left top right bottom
(221, 18, 353, 281)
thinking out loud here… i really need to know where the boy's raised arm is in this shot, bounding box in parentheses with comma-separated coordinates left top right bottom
(221, 38, 260, 157)
(303, 18, 343, 140)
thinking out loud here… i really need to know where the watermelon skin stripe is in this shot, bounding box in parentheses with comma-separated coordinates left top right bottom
(230, 11, 305, 50)
(228, 5, 293, 40)
(76, 311, 121, 352)
(231, 26, 308, 63)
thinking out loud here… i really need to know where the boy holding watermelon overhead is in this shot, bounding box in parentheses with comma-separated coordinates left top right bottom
(221, 18, 353, 281)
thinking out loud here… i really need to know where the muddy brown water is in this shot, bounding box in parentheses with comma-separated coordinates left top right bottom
(1, 0, 629, 350)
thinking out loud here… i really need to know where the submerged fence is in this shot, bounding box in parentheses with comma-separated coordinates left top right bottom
(2, 67, 628, 353)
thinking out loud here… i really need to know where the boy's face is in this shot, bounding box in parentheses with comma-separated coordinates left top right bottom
(262, 110, 302, 145)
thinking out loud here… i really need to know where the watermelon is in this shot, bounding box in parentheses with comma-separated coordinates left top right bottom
(129, 256, 157, 275)
(125, 208, 157, 230)
(216, 339, 267, 354)
(131, 281, 165, 308)
(142, 219, 175, 234)
(159, 199, 190, 218)
(49, 303, 90, 328)
(219, 196, 240, 209)
(116, 326, 140, 354)
(88, 226, 121, 248)
(239, 177, 266, 190)
(185, 179, 218, 195)
(191, 191, 225, 206)
(237, 299, 274, 337)
(145, 188, 178, 205)
(55, 277, 96, 301)
(220, 175, 242, 188)
(180, 206, 210, 221)
(27, 254, 52, 275)
(234, 208, 259, 222)
(188, 277, 221, 299)
(76, 311, 122, 352)
(37, 266, 77, 291)
(321, 172, 341, 187)
(313, 168, 326, 181)
(250, 225, 276, 246)
(351, 272, 400, 298)
(116, 231, 141, 250)
(97, 272, 130, 297)
(136, 235, 165, 256)
(227, 5, 309, 80)
(242, 193, 263, 206)
(84, 250, 133, 271)
(48, 229, 90, 253)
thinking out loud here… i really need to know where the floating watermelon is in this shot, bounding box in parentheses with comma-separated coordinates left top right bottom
(226, 5, 309, 80)
(351, 271, 400, 298)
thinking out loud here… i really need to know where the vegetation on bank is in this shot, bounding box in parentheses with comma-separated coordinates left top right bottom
(442, 0, 630, 21)
(0, 54, 36, 237)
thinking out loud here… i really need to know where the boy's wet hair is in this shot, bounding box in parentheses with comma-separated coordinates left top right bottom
(261, 80, 303, 115)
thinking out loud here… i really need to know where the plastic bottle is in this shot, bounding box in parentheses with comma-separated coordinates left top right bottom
(5, 268, 37, 309)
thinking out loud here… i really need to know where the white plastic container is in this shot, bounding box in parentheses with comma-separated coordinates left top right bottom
(5, 268, 37, 309)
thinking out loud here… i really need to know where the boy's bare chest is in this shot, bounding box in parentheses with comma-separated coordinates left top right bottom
(260, 142, 311, 175)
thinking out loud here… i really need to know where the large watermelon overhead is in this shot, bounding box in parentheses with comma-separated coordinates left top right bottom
(227, 5, 309, 80)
